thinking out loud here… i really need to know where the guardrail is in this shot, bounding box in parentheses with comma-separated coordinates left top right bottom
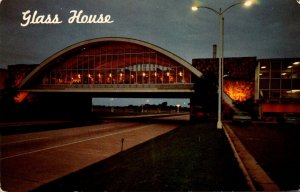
(31, 83, 194, 90)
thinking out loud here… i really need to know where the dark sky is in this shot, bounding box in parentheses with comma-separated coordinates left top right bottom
(0, 0, 300, 69)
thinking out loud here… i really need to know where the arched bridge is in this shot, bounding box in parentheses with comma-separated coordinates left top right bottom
(19, 37, 202, 98)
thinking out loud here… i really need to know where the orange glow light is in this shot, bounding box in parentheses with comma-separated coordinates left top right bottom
(14, 92, 29, 103)
(224, 81, 254, 102)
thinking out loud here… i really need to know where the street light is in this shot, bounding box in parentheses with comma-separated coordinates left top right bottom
(192, 0, 254, 129)
(176, 104, 180, 112)
(110, 98, 114, 112)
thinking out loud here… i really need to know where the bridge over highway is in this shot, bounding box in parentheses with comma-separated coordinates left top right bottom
(14, 37, 203, 118)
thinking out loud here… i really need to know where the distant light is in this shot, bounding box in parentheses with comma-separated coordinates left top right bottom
(281, 73, 287, 76)
(287, 66, 293, 69)
(286, 90, 300, 94)
(293, 61, 300, 65)
(261, 66, 266, 69)
(259, 73, 262, 76)
(191, 6, 199, 11)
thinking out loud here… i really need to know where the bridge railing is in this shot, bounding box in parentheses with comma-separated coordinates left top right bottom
(30, 83, 194, 90)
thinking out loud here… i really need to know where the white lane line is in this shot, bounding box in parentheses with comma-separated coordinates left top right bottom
(156, 115, 190, 120)
(1, 137, 49, 145)
(1, 124, 156, 160)
(1, 122, 139, 145)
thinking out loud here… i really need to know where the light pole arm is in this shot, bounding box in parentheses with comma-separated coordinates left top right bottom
(221, 2, 241, 14)
(194, 1, 244, 16)
(200, 6, 221, 16)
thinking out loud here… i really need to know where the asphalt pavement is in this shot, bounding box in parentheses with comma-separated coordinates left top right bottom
(1, 120, 178, 192)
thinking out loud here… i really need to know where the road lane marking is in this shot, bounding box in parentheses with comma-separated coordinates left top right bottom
(156, 114, 190, 120)
(1, 122, 139, 144)
(1, 137, 49, 145)
(1, 124, 165, 160)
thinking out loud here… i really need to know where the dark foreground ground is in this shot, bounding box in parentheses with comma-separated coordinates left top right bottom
(33, 122, 249, 191)
(229, 122, 300, 191)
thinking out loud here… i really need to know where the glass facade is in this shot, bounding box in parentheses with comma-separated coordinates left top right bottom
(40, 42, 191, 86)
(259, 59, 300, 102)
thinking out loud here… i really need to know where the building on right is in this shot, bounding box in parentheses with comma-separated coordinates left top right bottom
(192, 56, 300, 121)
(256, 58, 300, 119)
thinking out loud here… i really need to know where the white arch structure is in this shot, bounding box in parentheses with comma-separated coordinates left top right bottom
(19, 37, 202, 93)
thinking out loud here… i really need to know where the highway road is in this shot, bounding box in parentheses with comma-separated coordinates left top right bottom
(1, 114, 189, 192)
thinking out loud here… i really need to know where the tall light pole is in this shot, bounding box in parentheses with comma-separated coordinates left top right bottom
(192, 0, 254, 129)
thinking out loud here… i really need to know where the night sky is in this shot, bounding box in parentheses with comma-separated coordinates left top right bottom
(0, 0, 299, 106)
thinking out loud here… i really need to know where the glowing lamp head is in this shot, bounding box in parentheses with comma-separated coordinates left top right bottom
(244, 0, 253, 7)
(191, 6, 199, 11)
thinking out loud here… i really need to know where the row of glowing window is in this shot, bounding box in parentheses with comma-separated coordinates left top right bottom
(72, 71, 185, 78)
(259, 79, 300, 89)
(260, 90, 300, 100)
(259, 62, 300, 77)
(45, 70, 185, 78)
(42, 70, 189, 84)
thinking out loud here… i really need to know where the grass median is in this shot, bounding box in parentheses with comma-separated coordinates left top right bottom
(34, 121, 249, 191)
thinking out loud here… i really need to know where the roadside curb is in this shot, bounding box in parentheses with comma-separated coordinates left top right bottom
(223, 123, 280, 191)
